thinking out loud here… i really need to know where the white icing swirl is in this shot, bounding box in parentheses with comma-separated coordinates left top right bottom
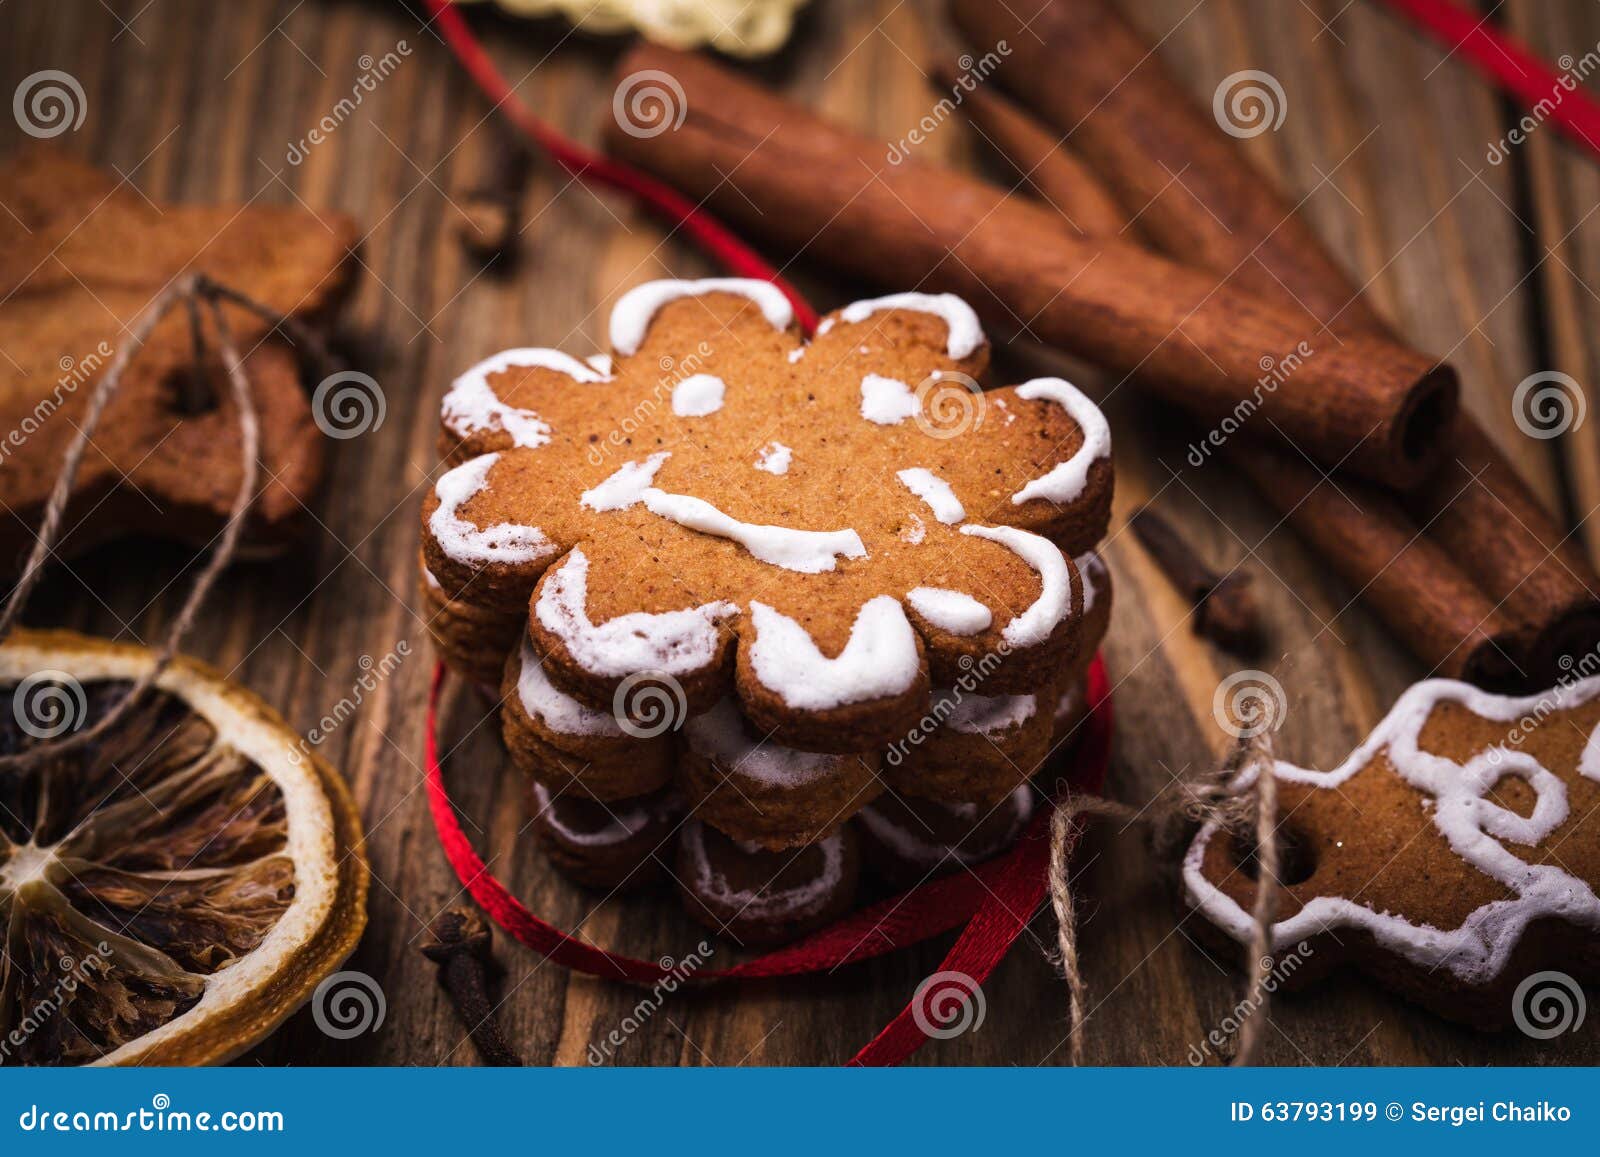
(640, 490, 865, 574)
(959, 524, 1072, 648)
(441, 348, 610, 449)
(1010, 378, 1112, 506)
(685, 698, 840, 787)
(1183, 675, 1600, 983)
(905, 587, 991, 635)
(609, 278, 793, 355)
(932, 688, 1037, 735)
(747, 597, 920, 711)
(535, 548, 737, 677)
(516, 637, 625, 738)
(834, 292, 985, 359)
(429, 453, 554, 566)
(581, 452, 670, 512)
(896, 467, 964, 524)
(681, 822, 846, 921)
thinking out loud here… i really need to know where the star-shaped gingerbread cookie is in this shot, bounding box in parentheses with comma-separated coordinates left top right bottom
(1186, 675, 1600, 1026)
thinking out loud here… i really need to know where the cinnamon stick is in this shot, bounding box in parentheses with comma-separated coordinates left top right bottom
(937, 63, 1520, 684)
(604, 43, 1457, 492)
(951, 0, 1600, 684)
(1230, 446, 1522, 688)
(928, 60, 1130, 242)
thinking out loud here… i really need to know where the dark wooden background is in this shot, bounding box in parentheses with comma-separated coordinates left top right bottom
(3, 0, 1598, 1065)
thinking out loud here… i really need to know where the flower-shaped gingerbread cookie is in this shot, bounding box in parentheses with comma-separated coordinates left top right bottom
(1186, 675, 1600, 1026)
(422, 279, 1113, 754)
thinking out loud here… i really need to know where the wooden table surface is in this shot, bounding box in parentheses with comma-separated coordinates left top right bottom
(4, 0, 1599, 1065)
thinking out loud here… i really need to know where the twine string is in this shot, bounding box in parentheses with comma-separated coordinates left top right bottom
(0, 275, 282, 771)
(1048, 724, 1279, 1066)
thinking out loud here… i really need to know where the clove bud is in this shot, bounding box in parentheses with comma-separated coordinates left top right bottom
(421, 907, 522, 1066)
(1131, 506, 1264, 657)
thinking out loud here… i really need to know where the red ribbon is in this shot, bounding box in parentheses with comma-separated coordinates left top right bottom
(422, 0, 818, 333)
(424, 655, 1112, 1066)
(418, 1, 1114, 1064)
(1375, 0, 1600, 161)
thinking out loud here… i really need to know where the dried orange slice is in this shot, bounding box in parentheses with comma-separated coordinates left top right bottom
(0, 630, 367, 1065)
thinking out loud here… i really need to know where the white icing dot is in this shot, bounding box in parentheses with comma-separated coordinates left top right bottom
(609, 278, 794, 355)
(685, 698, 839, 787)
(441, 348, 607, 448)
(640, 489, 865, 574)
(860, 374, 919, 425)
(516, 637, 625, 738)
(671, 373, 726, 417)
(754, 441, 792, 475)
(535, 549, 737, 678)
(1011, 378, 1112, 506)
(960, 524, 1073, 648)
(902, 513, 926, 545)
(429, 453, 554, 566)
(747, 598, 920, 711)
(835, 292, 986, 359)
(1182, 675, 1600, 983)
(580, 452, 669, 512)
(932, 688, 1037, 735)
(896, 467, 965, 524)
(905, 587, 992, 635)
(787, 347, 805, 364)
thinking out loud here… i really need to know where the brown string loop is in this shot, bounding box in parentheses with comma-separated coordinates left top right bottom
(1049, 724, 1280, 1066)
(0, 275, 319, 771)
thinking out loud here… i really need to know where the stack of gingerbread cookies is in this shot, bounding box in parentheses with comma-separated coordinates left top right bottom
(420, 279, 1114, 945)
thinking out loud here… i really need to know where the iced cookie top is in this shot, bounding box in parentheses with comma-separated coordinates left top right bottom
(423, 279, 1113, 733)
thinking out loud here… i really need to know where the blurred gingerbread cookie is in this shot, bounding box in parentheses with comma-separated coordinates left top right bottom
(0, 147, 359, 566)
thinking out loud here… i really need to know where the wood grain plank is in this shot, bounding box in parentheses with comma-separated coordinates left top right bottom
(1, 0, 1595, 1066)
